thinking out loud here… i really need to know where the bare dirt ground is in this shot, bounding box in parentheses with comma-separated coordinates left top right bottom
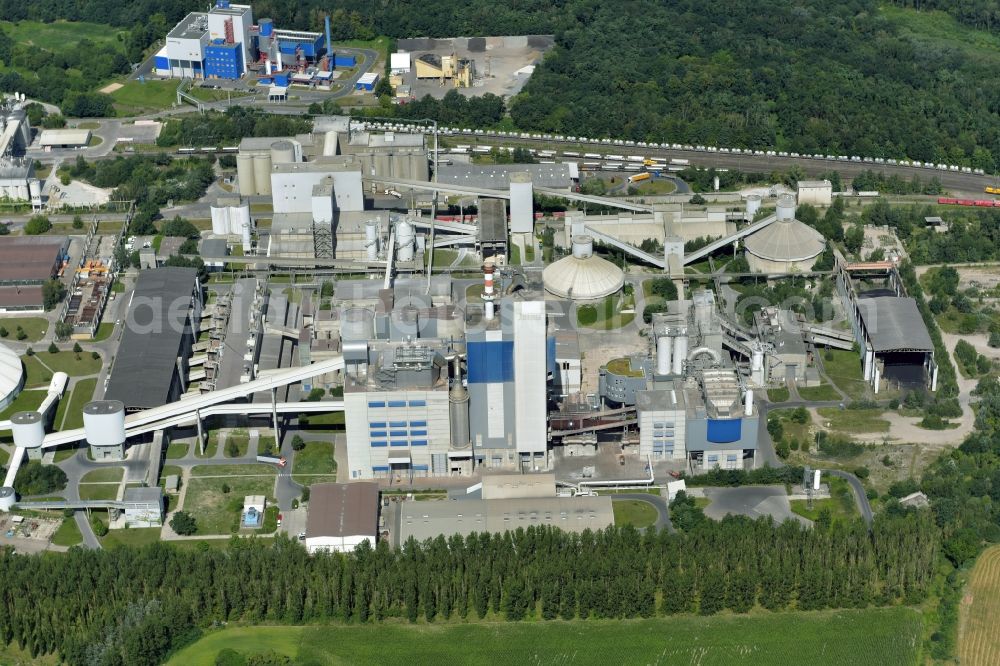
(99, 82, 123, 94)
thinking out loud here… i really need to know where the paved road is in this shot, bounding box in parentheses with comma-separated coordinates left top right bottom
(826, 469, 874, 526)
(612, 493, 674, 533)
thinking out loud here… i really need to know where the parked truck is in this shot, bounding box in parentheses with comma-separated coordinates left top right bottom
(628, 172, 651, 184)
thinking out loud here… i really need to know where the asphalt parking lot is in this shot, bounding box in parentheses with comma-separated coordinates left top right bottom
(702, 486, 808, 525)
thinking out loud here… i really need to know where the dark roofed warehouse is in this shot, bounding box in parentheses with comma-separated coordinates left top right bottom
(103, 268, 201, 410)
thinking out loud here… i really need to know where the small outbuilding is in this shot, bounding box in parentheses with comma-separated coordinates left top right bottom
(243, 495, 266, 528)
(39, 129, 92, 149)
(122, 487, 164, 528)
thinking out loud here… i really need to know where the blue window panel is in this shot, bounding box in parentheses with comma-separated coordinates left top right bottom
(411, 439, 428, 446)
(370, 440, 387, 447)
(707, 418, 742, 443)
(410, 420, 427, 427)
(409, 400, 426, 407)
(727, 455, 738, 462)
(707, 455, 719, 463)
(390, 440, 408, 447)
(410, 430, 427, 436)
(413, 464, 429, 471)
(388, 400, 406, 408)
(369, 430, 387, 438)
(389, 421, 406, 428)
(390, 430, 407, 437)
(467, 340, 514, 383)
(369, 421, 386, 428)
(368, 401, 386, 408)
(547, 336, 557, 376)
(372, 465, 389, 472)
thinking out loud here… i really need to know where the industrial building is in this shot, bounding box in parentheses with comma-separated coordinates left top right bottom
(437, 163, 577, 191)
(0, 98, 39, 205)
(104, 268, 202, 410)
(0, 344, 24, 412)
(38, 129, 92, 149)
(122, 487, 164, 527)
(304, 482, 379, 553)
(797, 179, 834, 206)
(398, 473, 614, 543)
(0, 236, 70, 312)
(542, 236, 624, 301)
(743, 195, 825, 272)
(157, 1, 352, 82)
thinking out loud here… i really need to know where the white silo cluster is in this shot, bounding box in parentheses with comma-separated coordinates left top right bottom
(365, 219, 380, 261)
(83, 400, 127, 461)
(654, 327, 689, 377)
(394, 219, 415, 262)
(11, 411, 44, 461)
(210, 198, 254, 245)
(745, 194, 762, 219)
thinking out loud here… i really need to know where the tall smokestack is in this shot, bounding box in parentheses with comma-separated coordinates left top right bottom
(482, 264, 496, 321)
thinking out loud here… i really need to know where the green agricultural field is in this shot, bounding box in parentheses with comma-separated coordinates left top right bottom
(167, 607, 923, 666)
(184, 476, 277, 535)
(0, 317, 48, 342)
(611, 499, 658, 528)
(0, 20, 124, 50)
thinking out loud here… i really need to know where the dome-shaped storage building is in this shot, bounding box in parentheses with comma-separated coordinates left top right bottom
(743, 195, 825, 272)
(543, 236, 625, 301)
(0, 343, 24, 411)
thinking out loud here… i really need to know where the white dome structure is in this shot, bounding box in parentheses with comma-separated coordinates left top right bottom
(744, 195, 825, 272)
(0, 343, 24, 411)
(543, 236, 625, 301)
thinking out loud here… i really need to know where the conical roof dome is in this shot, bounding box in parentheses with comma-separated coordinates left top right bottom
(543, 236, 625, 300)
(744, 218, 825, 262)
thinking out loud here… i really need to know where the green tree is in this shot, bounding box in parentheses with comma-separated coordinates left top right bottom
(47, 342, 59, 354)
(24, 215, 52, 235)
(72, 215, 84, 230)
(42, 279, 66, 310)
(170, 511, 197, 536)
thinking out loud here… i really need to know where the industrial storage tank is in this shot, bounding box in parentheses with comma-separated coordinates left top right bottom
(395, 220, 415, 262)
(27, 179, 41, 200)
(449, 357, 470, 448)
(236, 153, 256, 196)
(0, 487, 13, 511)
(235, 203, 252, 245)
(745, 194, 762, 218)
(341, 307, 376, 342)
(270, 140, 296, 165)
(0, 343, 25, 412)
(365, 219, 380, 260)
(252, 153, 272, 195)
(210, 203, 230, 235)
(543, 235, 625, 301)
(11, 411, 43, 453)
(83, 400, 126, 447)
(776, 193, 796, 221)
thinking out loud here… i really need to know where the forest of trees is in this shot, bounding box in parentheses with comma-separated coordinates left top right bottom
(156, 108, 313, 147)
(0, 514, 938, 664)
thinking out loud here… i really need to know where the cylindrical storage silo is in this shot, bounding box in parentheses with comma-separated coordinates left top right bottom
(656, 335, 672, 376)
(395, 220, 415, 262)
(776, 194, 796, 221)
(211, 204, 229, 235)
(236, 153, 256, 196)
(28, 179, 41, 200)
(751, 347, 764, 372)
(270, 140, 296, 165)
(744, 389, 754, 416)
(259, 18, 273, 36)
(341, 307, 375, 342)
(745, 194, 762, 218)
(253, 153, 271, 195)
(11, 411, 43, 448)
(572, 235, 594, 259)
(234, 201, 252, 237)
(0, 487, 14, 512)
(365, 220, 379, 260)
(83, 400, 126, 447)
(672, 333, 688, 376)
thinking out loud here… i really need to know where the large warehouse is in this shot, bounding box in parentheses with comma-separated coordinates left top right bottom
(104, 268, 202, 410)
(304, 482, 379, 554)
(0, 237, 69, 312)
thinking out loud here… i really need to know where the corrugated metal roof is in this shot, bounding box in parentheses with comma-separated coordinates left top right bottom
(306, 482, 379, 538)
(857, 296, 934, 352)
(437, 163, 573, 190)
(744, 218, 825, 262)
(39, 129, 91, 147)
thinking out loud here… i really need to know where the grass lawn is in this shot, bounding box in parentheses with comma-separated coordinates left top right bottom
(110, 79, 179, 115)
(1, 20, 123, 50)
(509, 242, 521, 265)
(576, 295, 635, 330)
(22, 355, 53, 388)
(766, 387, 789, 403)
(167, 607, 923, 666)
(0, 447, 8, 465)
(91, 322, 115, 341)
(611, 499, 658, 528)
(53, 444, 82, 463)
(634, 178, 677, 195)
(184, 476, 277, 535)
(223, 430, 250, 458)
(790, 478, 858, 523)
(50, 517, 83, 547)
(822, 349, 869, 400)
(797, 382, 841, 401)
(525, 243, 535, 262)
(768, 408, 812, 444)
(166, 441, 190, 459)
(196, 433, 219, 458)
(32, 350, 102, 377)
(0, 317, 48, 342)
(78, 484, 119, 501)
(816, 407, 890, 434)
(100, 527, 161, 549)
(190, 464, 277, 477)
(56, 377, 97, 430)
(80, 468, 123, 484)
(301, 411, 345, 429)
(292, 441, 336, 477)
(0, 389, 45, 421)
